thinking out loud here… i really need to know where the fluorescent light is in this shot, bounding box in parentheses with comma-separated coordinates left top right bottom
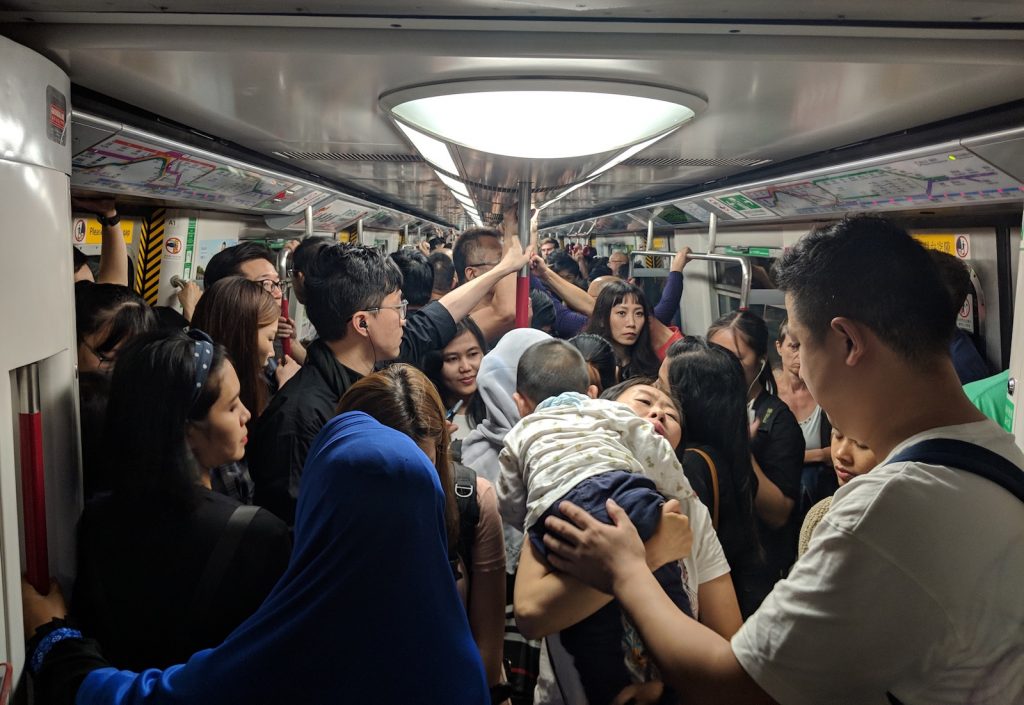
(396, 121, 459, 174)
(434, 170, 470, 197)
(451, 190, 476, 208)
(382, 79, 705, 160)
(587, 130, 675, 178)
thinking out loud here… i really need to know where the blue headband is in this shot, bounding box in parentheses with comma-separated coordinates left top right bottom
(187, 329, 216, 408)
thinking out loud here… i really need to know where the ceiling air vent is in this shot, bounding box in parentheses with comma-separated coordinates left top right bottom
(623, 156, 772, 168)
(273, 151, 423, 162)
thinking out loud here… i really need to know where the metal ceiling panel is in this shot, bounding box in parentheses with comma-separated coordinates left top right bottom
(3, 2, 1024, 23)
(1, 8, 1022, 228)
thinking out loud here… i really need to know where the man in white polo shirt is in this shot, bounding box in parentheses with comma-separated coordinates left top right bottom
(542, 215, 1024, 705)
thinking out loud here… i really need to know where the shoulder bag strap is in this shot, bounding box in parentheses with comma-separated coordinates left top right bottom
(887, 438, 1024, 503)
(687, 448, 719, 530)
(189, 505, 261, 622)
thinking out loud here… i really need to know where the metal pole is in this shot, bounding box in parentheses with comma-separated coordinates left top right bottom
(17, 363, 49, 594)
(304, 205, 313, 239)
(356, 218, 364, 246)
(646, 218, 655, 250)
(707, 212, 719, 253)
(516, 179, 532, 328)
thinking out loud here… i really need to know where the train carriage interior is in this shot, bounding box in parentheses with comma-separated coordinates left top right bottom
(0, 1, 1022, 700)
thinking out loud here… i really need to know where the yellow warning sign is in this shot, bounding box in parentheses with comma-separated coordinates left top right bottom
(72, 217, 135, 245)
(913, 233, 970, 259)
(135, 209, 165, 305)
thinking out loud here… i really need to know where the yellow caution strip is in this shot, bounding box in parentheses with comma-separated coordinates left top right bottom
(136, 208, 165, 304)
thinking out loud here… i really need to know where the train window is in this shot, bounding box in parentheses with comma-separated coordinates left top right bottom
(713, 255, 778, 291)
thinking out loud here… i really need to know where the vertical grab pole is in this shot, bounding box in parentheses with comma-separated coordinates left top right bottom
(17, 364, 49, 594)
(516, 179, 532, 329)
(707, 212, 719, 253)
(646, 218, 655, 251)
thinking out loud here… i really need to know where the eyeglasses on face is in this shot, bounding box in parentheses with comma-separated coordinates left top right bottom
(257, 279, 283, 293)
(82, 341, 117, 369)
(366, 299, 409, 321)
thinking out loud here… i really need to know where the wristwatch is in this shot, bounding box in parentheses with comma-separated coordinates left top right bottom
(95, 212, 121, 227)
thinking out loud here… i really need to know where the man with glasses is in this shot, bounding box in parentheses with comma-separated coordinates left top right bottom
(248, 239, 530, 524)
(204, 242, 307, 364)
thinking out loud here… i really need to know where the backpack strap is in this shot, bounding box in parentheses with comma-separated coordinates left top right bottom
(884, 439, 1022, 705)
(887, 438, 1024, 503)
(686, 448, 720, 530)
(190, 505, 261, 621)
(450, 463, 480, 582)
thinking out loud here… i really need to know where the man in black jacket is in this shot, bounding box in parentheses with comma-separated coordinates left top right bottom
(249, 239, 531, 524)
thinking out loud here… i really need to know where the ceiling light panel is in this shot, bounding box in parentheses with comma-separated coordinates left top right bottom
(382, 79, 706, 160)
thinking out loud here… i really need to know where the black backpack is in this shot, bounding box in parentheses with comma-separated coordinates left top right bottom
(448, 461, 480, 583)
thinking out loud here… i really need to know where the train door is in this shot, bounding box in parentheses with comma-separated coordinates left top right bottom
(0, 36, 79, 692)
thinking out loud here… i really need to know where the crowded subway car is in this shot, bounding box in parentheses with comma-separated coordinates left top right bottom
(1, 3, 1023, 704)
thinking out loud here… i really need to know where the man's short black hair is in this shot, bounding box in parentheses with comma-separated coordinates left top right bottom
(773, 215, 952, 362)
(428, 236, 447, 251)
(548, 251, 582, 280)
(429, 251, 456, 295)
(203, 242, 275, 289)
(588, 262, 613, 282)
(304, 243, 403, 342)
(530, 290, 555, 332)
(452, 227, 502, 284)
(292, 236, 334, 276)
(389, 249, 433, 307)
(929, 250, 972, 323)
(516, 339, 590, 405)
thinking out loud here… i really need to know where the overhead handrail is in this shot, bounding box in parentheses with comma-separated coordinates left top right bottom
(628, 250, 753, 310)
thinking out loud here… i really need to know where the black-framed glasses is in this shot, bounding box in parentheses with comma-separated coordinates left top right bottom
(81, 341, 117, 369)
(366, 299, 409, 321)
(257, 279, 283, 293)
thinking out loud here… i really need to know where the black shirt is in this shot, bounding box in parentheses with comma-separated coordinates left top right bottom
(682, 444, 763, 617)
(247, 338, 362, 524)
(750, 390, 806, 580)
(72, 488, 290, 671)
(247, 299, 456, 524)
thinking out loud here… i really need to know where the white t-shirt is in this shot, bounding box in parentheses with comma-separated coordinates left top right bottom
(732, 420, 1024, 705)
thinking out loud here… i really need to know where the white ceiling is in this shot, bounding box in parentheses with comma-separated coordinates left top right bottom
(2, 3, 1023, 227)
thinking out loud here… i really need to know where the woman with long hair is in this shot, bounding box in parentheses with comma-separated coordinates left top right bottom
(24, 368, 488, 705)
(191, 276, 290, 421)
(582, 280, 661, 379)
(423, 317, 488, 439)
(191, 276, 294, 503)
(708, 310, 805, 588)
(70, 331, 291, 671)
(661, 336, 765, 617)
(337, 364, 507, 695)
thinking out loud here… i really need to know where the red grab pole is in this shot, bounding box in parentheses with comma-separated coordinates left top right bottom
(17, 365, 48, 594)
